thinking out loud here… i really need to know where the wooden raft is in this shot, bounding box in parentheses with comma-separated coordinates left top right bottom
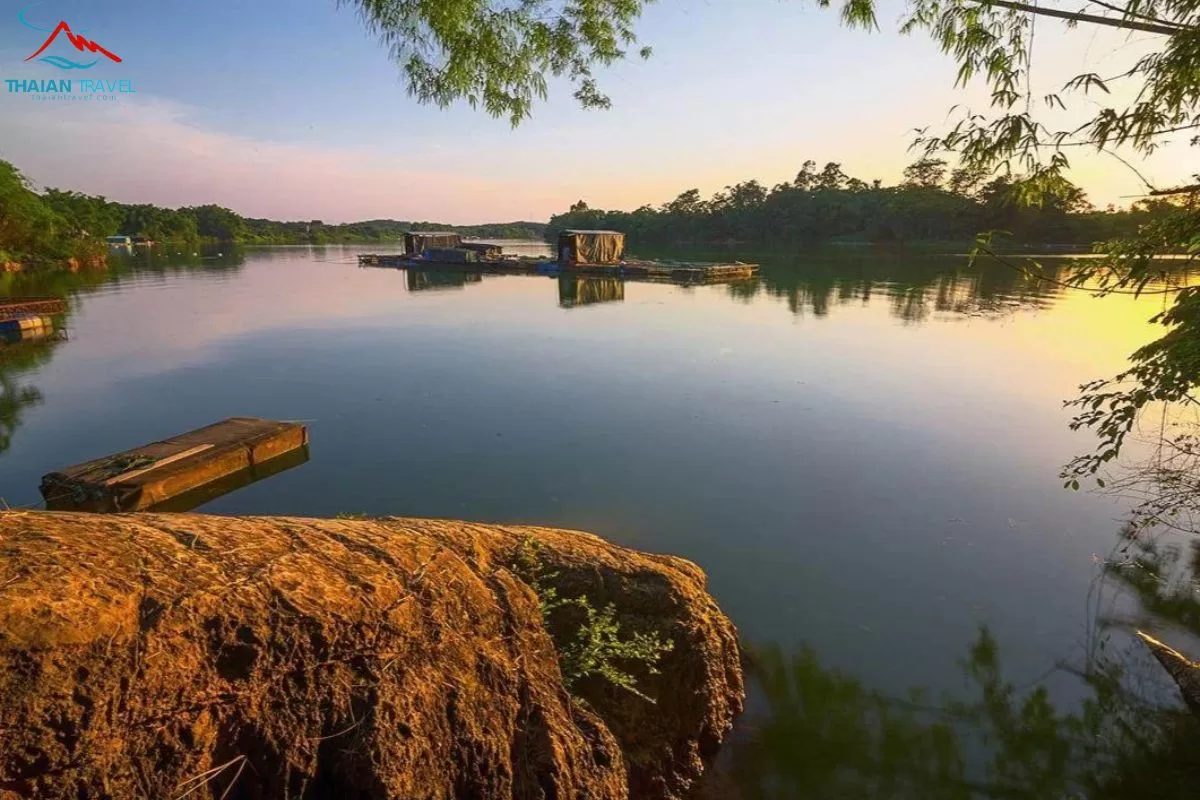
(139, 444, 310, 513)
(582, 260, 759, 284)
(41, 417, 309, 512)
(358, 255, 760, 286)
(0, 297, 67, 322)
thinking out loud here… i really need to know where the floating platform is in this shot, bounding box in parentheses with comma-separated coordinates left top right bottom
(0, 297, 66, 321)
(357, 254, 758, 285)
(617, 259, 759, 283)
(41, 417, 309, 512)
(139, 445, 310, 513)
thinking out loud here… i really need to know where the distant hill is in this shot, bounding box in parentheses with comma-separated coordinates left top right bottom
(5, 156, 550, 256)
(239, 218, 547, 245)
(353, 220, 549, 240)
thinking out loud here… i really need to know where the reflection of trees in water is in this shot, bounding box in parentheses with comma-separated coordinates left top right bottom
(0, 247, 246, 299)
(1100, 528, 1200, 650)
(705, 524, 1200, 799)
(0, 340, 57, 455)
(103, 247, 246, 288)
(743, 253, 1066, 323)
(1082, 401, 1200, 548)
(0, 247, 247, 456)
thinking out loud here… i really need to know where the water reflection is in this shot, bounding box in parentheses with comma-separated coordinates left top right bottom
(559, 276, 624, 309)
(0, 247, 246, 458)
(406, 270, 484, 293)
(372, 248, 1100, 323)
(741, 252, 1062, 322)
(704, 524, 1200, 799)
(0, 338, 58, 456)
(2, 243, 1199, 792)
(0, 244, 1181, 470)
(140, 446, 311, 513)
(0, 247, 245, 300)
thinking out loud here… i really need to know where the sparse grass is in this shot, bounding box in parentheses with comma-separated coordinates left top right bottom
(512, 537, 673, 702)
(335, 512, 371, 520)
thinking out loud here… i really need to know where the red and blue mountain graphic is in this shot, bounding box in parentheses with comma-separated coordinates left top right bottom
(21, 13, 122, 70)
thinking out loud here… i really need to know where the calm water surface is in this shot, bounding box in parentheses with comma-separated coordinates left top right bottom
(0, 243, 1180, 790)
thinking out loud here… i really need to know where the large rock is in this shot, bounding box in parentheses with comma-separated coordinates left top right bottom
(0, 512, 743, 799)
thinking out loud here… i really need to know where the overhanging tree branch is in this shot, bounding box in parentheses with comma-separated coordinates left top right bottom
(970, 0, 1184, 35)
(1084, 0, 1193, 31)
(1150, 183, 1200, 196)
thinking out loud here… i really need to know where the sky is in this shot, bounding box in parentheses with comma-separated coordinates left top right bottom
(0, 0, 1191, 223)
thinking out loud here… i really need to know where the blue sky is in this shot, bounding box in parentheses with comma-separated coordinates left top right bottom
(0, 0, 1188, 222)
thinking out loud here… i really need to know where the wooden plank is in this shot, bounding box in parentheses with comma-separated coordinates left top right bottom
(357, 254, 759, 286)
(143, 445, 311, 513)
(41, 417, 309, 512)
(101, 444, 215, 486)
(0, 297, 67, 321)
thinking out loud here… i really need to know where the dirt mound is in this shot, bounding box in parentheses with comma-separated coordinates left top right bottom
(0, 512, 743, 799)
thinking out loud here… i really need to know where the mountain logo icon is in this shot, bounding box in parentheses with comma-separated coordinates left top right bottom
(18, 3, 122, 71)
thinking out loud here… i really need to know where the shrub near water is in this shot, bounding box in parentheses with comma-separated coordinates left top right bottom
(512, 537, 673, 701)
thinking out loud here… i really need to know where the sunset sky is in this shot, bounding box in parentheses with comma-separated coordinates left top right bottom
(0, 0, 1189, 223)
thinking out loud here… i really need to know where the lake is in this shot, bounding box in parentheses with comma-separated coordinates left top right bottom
(0, 243, 1183, 792)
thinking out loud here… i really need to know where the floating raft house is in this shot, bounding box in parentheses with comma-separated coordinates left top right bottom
(461, 242, 503, 258)
(0, 297, 66, 321)
(404, 231, 463, 256)
(557, 230, 625, 266)
(41, 417, 309, 512)
(358, 231, 758, 285)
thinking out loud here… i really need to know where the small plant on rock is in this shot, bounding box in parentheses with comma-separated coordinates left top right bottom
(512, 537, 673, 702)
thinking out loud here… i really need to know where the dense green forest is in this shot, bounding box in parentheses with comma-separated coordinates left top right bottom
(0, 161, 106, 264)
(0, 159, 544, 264)
(235, 217, 547, 245)
(547, 159, 1166, 248)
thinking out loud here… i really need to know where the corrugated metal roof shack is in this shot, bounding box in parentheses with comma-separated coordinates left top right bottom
(404, 232, 463, 255)
(557, 230, 625, 266)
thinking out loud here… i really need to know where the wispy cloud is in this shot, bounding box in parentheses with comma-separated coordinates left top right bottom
(0, 92, 551, 223)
